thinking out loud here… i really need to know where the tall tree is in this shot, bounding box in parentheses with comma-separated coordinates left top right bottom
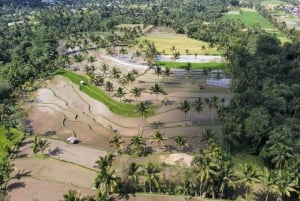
(142, 162, 161, 193)
(150, 130, 168, 152)
(128, 135, 146, 156)
(115, 87, 126, 102)
(178, 100, 191, 126)
(136, 101, 149, 120)
(109, 135, 124, 154)
(193, 97, 204, 125)
(131, 87, 142, 101)
(174, 136, 187, 152)
(150, 83, 165, 104)
(127, 162, 140, 194)
(238, 163, 260, 200)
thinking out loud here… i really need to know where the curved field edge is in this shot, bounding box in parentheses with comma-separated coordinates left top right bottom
(55, 69, 156, 117)
(156, 61, 227, 69)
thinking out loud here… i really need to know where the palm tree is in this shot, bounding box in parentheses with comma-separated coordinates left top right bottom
(123, 72, 135, 85)
(101, 63, 110, 76)
(142, 162, 161, 193)
(267, 142, 293, 170)
(208, 96, 219, 123)
(32, 135, 50, 154)
(163, 67, 172, 82)
(111, 67, 121, 79)
(174, 136, 187, 152)
(109, 135, 124, 154)
(201, 128, 215, 142)
(193, 97, 204, 125)
(131, 87, 142, 101)
(128, 135, 146, 156)
(178, 100, 190, 126)
(136, 101, 149, 120)
(238, 163, 260, 200)
(94, 168, 118, 199)
(259, 168, 278, 201)
(219, 161, 237, 199)
(150, 130, 168, 152)
(91, 74, 104, 87)
(275, 170, 298, 201)
(154, 66, 163, 82)
(105, 81, 114, 96)
(150, 83, 165, 104)
(127, 162, 140, 193)
(185, 62, 192, 78)
(115, 87, 126, 102)
(94, 153, 115, 171)
(0, 156, 14, 191)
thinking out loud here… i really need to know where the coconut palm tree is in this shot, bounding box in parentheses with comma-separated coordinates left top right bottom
(127, 162, 140, 193)
(136, 101, 149, 120)
(150, 130, 168, 152)
(0, 156, 14, 191)
(238, 163, 260, 200)
(163, 67, 172, 82)
(111, 67, 121, 79)
(105, 81, 114, 96)
(101, 63, 110, 76)
(267, 142, 293, 170)
(109, 135, 124, 154)
(201, 128, 215, 142)
(32, 135, 50, 154)
(128, 135, 146, 156)
(150, 83, 165, 104)
(154, 66, 163, 82)
(275, 170, 298, 201)
(142, 162, 161, 193)
(131, 87, 143, 101)
(219, 161, 237, 199)
(174, 136, 187, 152)
(193, 97, 204, 125)
(259, 168, 278, 201)
(178, 100, 190, 126)
(94, 168, 118, 199)
(94, 153, 115, 171)
(115, 87, 126, 102)
(208, 96, 219, 123)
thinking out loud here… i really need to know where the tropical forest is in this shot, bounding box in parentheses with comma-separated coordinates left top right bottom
(0, 0, 300, 200)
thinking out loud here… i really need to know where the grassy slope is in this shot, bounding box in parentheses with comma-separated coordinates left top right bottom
(222, 8, 288, 42)
(0, 127, 24, 158)
(156, 61, 226, 69)
(135, 33, 219, 55)
(222, 8, 274, 29)
(56, 69, 156, 117)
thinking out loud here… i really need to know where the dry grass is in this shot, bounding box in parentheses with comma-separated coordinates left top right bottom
(135, 32, 219, 55)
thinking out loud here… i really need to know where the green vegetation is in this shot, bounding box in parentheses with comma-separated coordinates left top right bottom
(136, 33, 219, 55)
(222, 8, 275, 29)
(0, 127, 24, 158)
(56, 69, 156, 117)
(156, 61, 226, 69)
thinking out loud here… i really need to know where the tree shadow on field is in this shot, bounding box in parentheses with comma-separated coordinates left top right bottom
(114, 193, 130, 201)
(6, 182, 26, 192)
(49, 147, 64, 156)
(253, 189, 277, 201)
(163, 99, 176, 106)
(149, 121, 165, 129)
(43, 130, 56, 136)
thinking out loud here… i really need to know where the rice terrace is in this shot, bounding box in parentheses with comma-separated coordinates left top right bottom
(1, 0, 300, 201)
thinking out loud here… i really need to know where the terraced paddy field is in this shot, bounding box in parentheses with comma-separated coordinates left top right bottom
(8, 50, 232, 200)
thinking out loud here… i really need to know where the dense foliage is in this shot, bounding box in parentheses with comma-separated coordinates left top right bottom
(1, 0, 300, 200)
